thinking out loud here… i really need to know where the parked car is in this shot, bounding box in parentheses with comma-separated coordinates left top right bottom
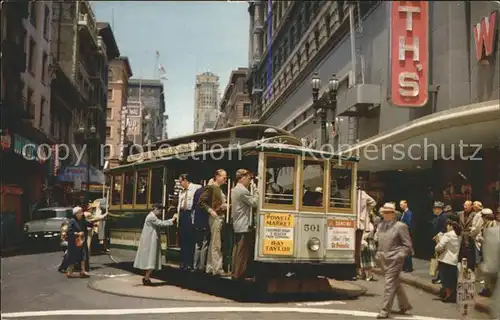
(23, 207, 73, 243)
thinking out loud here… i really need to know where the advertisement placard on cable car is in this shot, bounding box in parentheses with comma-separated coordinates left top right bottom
(262, 212, 294, 255)
(127, 142, 198, 162)
(327, 218, 355, 250)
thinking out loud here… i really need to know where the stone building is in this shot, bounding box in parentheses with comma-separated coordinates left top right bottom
(193, 72, 220, 133)
(215, 68, 252, 129)
(106, 57, 133, 167)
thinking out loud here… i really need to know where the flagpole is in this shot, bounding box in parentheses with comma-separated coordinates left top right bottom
(155, 51, 160, 79)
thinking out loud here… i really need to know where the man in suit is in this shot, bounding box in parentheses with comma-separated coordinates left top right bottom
(193, 180, 211, 272)
(375, 202, 413, 319)
(399, 200, 413, 272)
(457, 200, 476, 270)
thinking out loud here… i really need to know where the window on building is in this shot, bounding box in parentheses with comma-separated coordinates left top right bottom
(41, 52, 48, 84)
(106, 126, 111, 137)
(305, 42, 310, 60)
(296, 52, 301, 68)
(325, 13, 331, 37)
(150, 167, 164, 204)
(243, 103, 251, 117)
(107, 89, 113, 100)
(39, 97, 45, 128)
(30, 2, 36, 27)
(43, 5, 50, 40)
(28, 39, 36, 75)
(27, 88, 34, 115)
(122, 172, 134, 205)
(106, 108, 112, 119)
(111, 175, 122, 206)
(108, 68, 114, 81)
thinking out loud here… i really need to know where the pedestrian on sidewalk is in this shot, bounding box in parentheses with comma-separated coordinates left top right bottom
(360, 214, 379, 281)
(193, 180, 211, 272)
(457, 200, 477, 270)
(66, 206, 107, 278)
(430, 201, 447, 284)
(476, 208, 498, 297)
(355, 188, 376, 279)
(374, 203, 413, 319)
(481, 222, 499, 319)
(434, 216, 461, 303)
(134, 203, 177, 285)
(399, 200, 413, 272)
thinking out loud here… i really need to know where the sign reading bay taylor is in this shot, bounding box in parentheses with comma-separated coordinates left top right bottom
(390, 1, 429, 107)
(262, 213, 294, 255)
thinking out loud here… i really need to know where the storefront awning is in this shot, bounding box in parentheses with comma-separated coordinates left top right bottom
(341, 100, 500, 172)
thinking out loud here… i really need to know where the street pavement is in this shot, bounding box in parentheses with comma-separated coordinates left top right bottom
(1, 248, 492, 319)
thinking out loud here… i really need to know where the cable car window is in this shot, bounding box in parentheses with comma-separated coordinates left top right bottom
(135, 170, 149, 205)
(123, 172, 134, 205)
(330, 162, 352, 208)
(302, 160, 325, 207)
(264, 155, 295, 206)
(150, 167, 164, 204)
(111, 175, 122, 205)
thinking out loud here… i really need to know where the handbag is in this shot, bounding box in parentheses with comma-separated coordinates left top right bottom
(429, 256, 438, 277)
(75, 234, 84, 248)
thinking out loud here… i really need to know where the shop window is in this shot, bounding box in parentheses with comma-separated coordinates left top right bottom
(149, 167, 164, 204)
(111, 174, 122, 205)
(135, 170, 149, 205)
(243, 103, 251, 117)
(264, 155, 296, 206)
(302, 159, 325, 208)
(330, 162, 353, 209)
(122, 172, 134, 205)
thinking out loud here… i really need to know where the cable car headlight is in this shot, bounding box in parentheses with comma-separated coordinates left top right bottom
(307, 237, 321, 251)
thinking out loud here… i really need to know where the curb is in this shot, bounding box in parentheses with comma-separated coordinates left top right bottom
(371, 268, 490, 314)
(87, 278, 230, 303)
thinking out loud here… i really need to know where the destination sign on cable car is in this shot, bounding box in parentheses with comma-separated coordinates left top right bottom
(127, 142, 198, 162)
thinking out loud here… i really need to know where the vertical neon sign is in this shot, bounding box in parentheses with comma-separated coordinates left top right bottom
(267, 0, 272, 99)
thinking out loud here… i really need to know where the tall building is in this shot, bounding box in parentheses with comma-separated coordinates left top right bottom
(215, 68, 251, 129)
(105, 57, 133, 168)
(193, 72, 220, 132)
(247, 1, 500, 256)
(127, 79, 165, 144)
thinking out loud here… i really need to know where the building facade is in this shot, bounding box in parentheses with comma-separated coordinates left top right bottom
(106, 57, 133, 168)
(215, 68, 252, 129)
(247, 1, 500, 257)
(127, 79, 166, 144)
(193, 72, 220, 132)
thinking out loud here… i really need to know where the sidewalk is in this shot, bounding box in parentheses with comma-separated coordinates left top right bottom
(371, 258, 490, 314)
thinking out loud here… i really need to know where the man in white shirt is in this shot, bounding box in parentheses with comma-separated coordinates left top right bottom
(177, 174, 201, 270)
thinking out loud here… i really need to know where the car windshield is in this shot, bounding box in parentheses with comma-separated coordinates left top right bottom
(32, 209, 72, 220)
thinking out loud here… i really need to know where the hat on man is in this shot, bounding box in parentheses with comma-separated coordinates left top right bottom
(433, 201, 445, 208)
(152, 203, 165, 209)
(447, 214, 459, 223)
(444, 205, 452, 212)
(380, 202, 396, 213)
(481, 208, 494, 216)
(72, 206, 82, 215)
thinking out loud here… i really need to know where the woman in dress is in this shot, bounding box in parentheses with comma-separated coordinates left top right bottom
(360, 214, 380, 281)
(133, 203, 177, 285)
(66, 206, 107, 278)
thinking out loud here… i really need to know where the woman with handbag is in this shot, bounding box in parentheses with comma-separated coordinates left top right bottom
(434, 216, 461, 302)
(66, 206, 107, 278)
(359, 214, 380, 281)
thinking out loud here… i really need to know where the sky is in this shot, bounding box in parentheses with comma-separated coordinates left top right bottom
(92, 1, 249, 138)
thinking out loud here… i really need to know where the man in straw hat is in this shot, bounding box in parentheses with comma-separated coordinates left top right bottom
(375, 202, 413, 319)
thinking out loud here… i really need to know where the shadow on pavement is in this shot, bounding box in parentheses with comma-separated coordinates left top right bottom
(104, 261, 363, 303)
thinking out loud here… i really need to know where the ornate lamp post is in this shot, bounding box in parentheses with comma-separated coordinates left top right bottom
(311, 72, 339, 144)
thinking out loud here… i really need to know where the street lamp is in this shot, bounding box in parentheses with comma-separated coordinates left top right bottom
(310, 72, 339, 144)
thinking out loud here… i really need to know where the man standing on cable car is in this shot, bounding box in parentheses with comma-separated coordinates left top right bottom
(177, 174, 201, 271)
(231, 169, 259, 280)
